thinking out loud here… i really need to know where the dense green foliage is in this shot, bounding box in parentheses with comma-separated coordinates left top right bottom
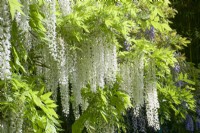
(73, 81, 132, 133)
(0, 0, 199, 133)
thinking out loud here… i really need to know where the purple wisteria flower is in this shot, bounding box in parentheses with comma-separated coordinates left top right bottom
(149, 26, 155, 41)
(124, 41, 130, 51)
(175, 80, 186, 87)
(185, 114, 194, 132)
(196, 116, 200, 130)
(181, 101, 188, 109)
(173, 64, 181, 73)
(197, 108, 200, 116)
(145, 26, 155, 41)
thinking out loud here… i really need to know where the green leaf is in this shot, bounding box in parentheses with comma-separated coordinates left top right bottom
(100, 93, 107, 105)
(48, 108, 59, 118)
(100, 111, 108, 123)
(44, 99, 55, 104)
(157, 9, 164, 17)
(47, 103, 57, 108)
(41, 92, 52, 101)
(12, 47, 26, 73)
(30, 91, 43, 107)
(105, 19, 113, 27)
(150, 8, 158, 20)
(38, 0, 44, 6)
(8, 0, 24, 20)
(151, 21, 162, 31)
(161, 23, 172, 31)
(38, 86, 45, 96)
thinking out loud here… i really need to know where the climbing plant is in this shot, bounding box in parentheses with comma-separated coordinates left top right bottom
(0, 0, 197, 133)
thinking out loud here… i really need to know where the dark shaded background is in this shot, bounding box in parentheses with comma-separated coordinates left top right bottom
(170, 0, 200, 66)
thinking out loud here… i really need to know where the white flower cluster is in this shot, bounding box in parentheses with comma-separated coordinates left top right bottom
(15, 0, 32, 50)
(145, 60, 160, 130)
(120, 57, 160, 130)
(65, 35, 118, 118)
(43, 48, 59, 100)
(0, 119, 9, 133)
(120, 61, 135, 96)
(9, 112, 17, 133)
(40, 0, 59, 102)
(43, 0, 58, 60)
(133, 55, 144, 108)
(15, 106, 24, 133)
(37, 1, 75, 115)
(58, 0, 72, 15)
(56, 2, 73, 116)
(120, 54, 144, 110)
(104, 41, 118, 85)
(0, 2, 11, 80)
(57, 37, 69, 116)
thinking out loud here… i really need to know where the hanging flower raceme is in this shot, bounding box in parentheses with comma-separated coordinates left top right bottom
(68, 35, 118, 118)
(38, 0, 73, 116)
(40, 0, 60, 101)
(57, 37, 69, 116)
(145, 26, 155, 41)
(120, 54, 146, 132)
(0, 1, 11, 80)
(186, 114, 194, 132)
(15, 0, 32, 50)
(120, 61, 133, 95)
(196, 116, 200, 130)
(104, 42, 118, 85)
(120, 54, 144, 109)
(0, 118, 9, 133)
(145, 59, 160, 130)
(43, 48, 59, 100)
(43, 0, 58, 61)
(15, 0, 30, 31)
(58, 0, 72, 15)
(9, 106, 24, 133)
